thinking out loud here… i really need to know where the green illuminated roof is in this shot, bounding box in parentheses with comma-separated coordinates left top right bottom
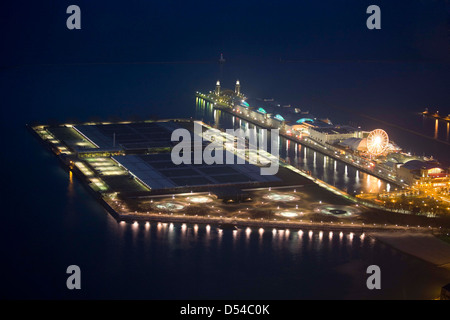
(257, 107, 267, 114)
(296, 118, 314, 124)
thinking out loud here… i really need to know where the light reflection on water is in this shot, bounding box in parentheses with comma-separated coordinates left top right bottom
(197, 100, 388, 194)
(434, 119, 439, 139)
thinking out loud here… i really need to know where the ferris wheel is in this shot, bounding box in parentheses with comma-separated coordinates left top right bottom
(367, 129, 389, 156)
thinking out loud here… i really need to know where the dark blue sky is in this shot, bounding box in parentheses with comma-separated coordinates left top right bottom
(1, 1, 448, 65)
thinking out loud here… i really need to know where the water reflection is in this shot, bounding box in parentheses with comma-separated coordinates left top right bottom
(119, 220, 127, 239)
(67, 170, 74, 199)
(196, 98, 391, 194)
(192, 224, 198, 235)
(422, 114, 450, 145)
(434, 119, 438, 139)
(348, 232, 354, 244)
(258, 228, 264, 237)
(131, 221, 139, 245)
(217, 228, 223, 246)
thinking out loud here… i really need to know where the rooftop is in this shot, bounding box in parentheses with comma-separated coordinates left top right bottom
(401, 160, 443, 171)
(311, 126, 358, 135)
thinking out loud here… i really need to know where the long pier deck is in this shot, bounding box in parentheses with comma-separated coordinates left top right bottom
(197, 92, 402, 187)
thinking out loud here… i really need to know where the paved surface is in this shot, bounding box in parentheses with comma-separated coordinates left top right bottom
(370, 232, 450, 269)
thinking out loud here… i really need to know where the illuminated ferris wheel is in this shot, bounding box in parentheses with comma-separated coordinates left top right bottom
(367, 129, 389, 156)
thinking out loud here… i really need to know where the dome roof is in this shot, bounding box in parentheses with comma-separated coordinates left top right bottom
(340, 137, 367, 151)
(401, 160, 441, 171)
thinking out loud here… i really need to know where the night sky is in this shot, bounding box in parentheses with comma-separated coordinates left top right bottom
(1, 1, 448, 66)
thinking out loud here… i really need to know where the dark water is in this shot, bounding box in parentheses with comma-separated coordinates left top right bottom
(1, 1, 450, 300)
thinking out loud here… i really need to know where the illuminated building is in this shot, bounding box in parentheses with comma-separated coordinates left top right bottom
(340, 130, 397, 156)
(339, 137, 367, 151)
(235, 80, 241, 96)
(209, 80, 246, 105)
(308, 126, 362, 144)
(215, 80, 221, 96)
(397, 160, 448, 186)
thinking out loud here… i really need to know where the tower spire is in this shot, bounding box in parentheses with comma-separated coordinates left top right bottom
(218, 53, 225, 80)
(215, 80, 221, 96)
(235, 79, 240, 96)
(219, 53, 225, 64)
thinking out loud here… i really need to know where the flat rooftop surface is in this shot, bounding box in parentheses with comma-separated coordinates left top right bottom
(114, 152, 279, 190)
(75, 121, 176, 150)
(74, 121, 280, 191)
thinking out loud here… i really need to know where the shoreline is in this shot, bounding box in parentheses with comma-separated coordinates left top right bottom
(111, 208, 441, 234)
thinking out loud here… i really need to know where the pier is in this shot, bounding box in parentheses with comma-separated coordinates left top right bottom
(196, 91, 403, 187)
